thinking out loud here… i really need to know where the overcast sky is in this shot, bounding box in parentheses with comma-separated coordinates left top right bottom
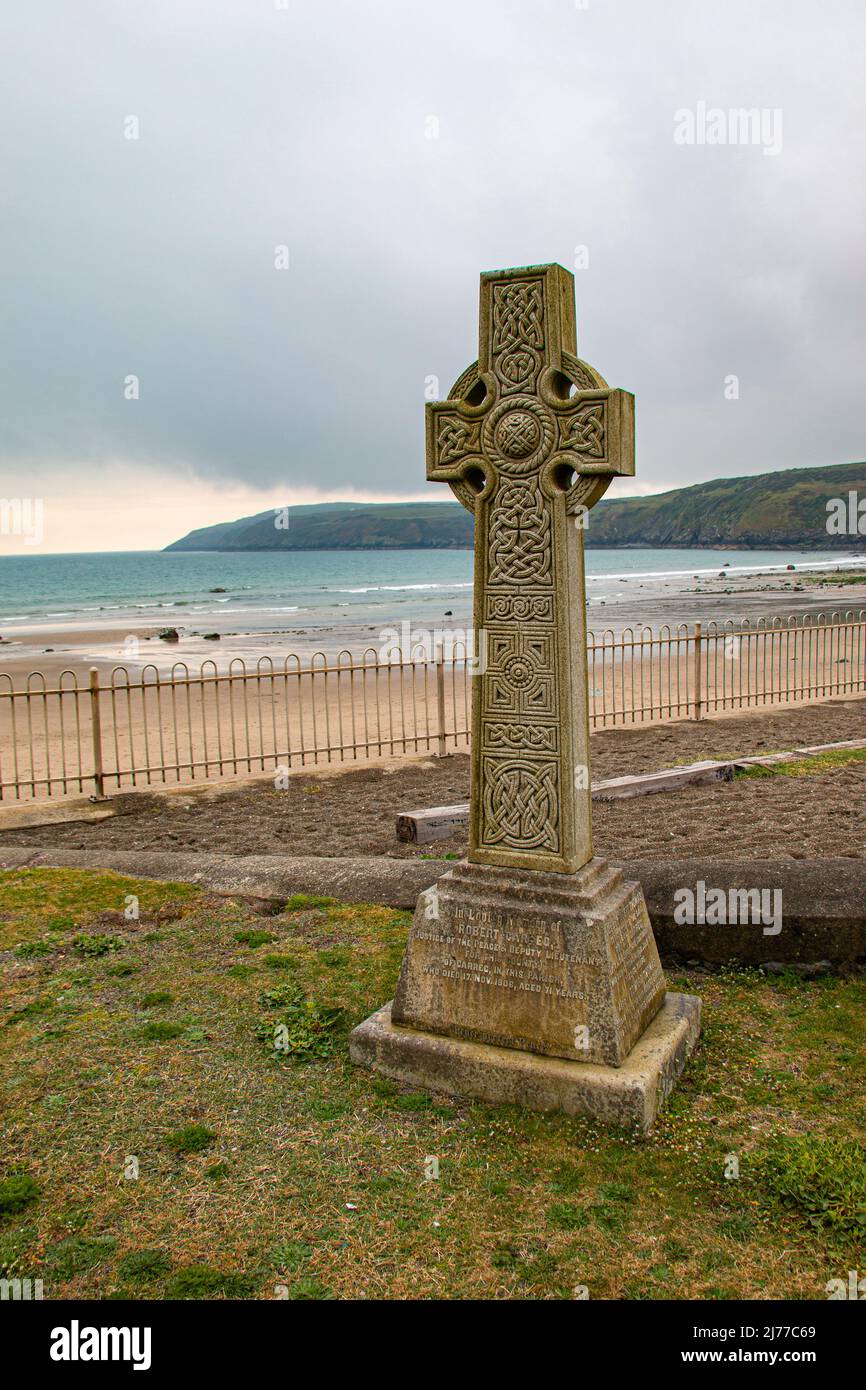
(1, 0, 864, 552)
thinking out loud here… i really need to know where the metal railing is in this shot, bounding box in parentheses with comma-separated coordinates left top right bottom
(1, 611, 864, 802)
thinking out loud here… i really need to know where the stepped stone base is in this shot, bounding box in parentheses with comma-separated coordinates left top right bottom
(349, 993, 701, 1133)
(350, 856, 701, 1130)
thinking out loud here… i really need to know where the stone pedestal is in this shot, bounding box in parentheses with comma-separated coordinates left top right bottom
(350, 858, 701, 1132)
(349, 264, 701, 1131)
(350, 993, 700, 1134)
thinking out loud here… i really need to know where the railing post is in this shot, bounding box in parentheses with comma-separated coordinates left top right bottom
(693, 622, 703, 721)
(89, 666, 106, 799)
(436, 653, 447, 757)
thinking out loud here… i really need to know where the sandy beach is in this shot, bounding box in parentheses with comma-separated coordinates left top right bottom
(2, 563, 864, 805)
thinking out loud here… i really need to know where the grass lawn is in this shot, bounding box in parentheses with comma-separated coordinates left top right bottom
(735, 747, 866, 779)
(1, 867, 864, 1301)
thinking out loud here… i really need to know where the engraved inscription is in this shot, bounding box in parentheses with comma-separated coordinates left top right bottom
(418, 907, 585, 1002)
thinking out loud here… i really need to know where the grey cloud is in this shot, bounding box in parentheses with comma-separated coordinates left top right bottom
(1, 0, 864, 498)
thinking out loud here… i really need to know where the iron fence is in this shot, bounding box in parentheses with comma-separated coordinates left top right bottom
(1, 610, 864, 802)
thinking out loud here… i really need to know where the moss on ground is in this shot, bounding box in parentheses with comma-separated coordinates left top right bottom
(735, 747, 866, 779)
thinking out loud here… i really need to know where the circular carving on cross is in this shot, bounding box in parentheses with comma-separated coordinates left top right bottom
(482, 396, 554, 476)
(502, 654, 532, 689)
(495, 410, 541, 459)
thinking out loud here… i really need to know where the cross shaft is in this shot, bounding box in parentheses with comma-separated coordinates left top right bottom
(426, 264, 634, 872)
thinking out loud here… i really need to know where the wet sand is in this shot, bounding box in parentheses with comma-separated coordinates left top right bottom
(1, 569, 864, 686)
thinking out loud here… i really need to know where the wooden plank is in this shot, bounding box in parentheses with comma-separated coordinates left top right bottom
(397, 760, 733, 841)
(590, 761, 733, 802)
(396, 736, 866, 843)
(396, 805, 470, 844)
(733, 739, 866, 773)
(794, 739, 866, 755)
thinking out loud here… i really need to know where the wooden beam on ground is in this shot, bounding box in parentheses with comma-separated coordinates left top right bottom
(396, 759, 735, 842)
(396, 804, 470, 844)
(590, 760, 734, 802)
(732, 738, 866, 773)
(794, 739, 866, 755)
(396, 735, 866, 843)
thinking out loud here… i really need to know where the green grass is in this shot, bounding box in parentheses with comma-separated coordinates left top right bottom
(233, 930, 278, 949)
(140, 1021, 184, 1041)
(0, 1173, 41, 1216)
(72, 933, 124, 958)
(116, 1247, 172, 1284)
(735, 746, 866, 779)
(164, 1125, 216, 1157)
(283, 894, 337, 912)
(140, 991, 174, 1010)
(805, 570, 866, 586)
(0, 867, 864, 1299)
(752, 1136, 866, 1232)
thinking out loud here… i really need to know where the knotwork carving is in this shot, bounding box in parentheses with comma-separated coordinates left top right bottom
(488, 481, 552, 586)
(492, 281, 544, 354)
(437, 416, 480, 465)
(482, 396, 554, 476)
(560, 402, 605, 457)
(484, 722, 557, 752)
(491, 279, 545, 395)
(480, 757, 559, 851)
(424, 265, 635, 870)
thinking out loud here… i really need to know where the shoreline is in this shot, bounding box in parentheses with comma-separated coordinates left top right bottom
(0, 564, 864, 683)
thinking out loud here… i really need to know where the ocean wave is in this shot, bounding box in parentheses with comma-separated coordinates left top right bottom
(586, 557, 866, 583)
(335, 582, 473, 594)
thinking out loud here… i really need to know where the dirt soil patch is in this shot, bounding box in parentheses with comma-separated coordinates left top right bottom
(1, 700, 863, 863)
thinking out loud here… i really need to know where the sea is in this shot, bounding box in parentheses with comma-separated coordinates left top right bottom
(0, 547, 863, 646)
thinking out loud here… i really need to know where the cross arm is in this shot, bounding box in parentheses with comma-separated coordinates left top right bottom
(425, 395, 491, 512)
(543, 383, 635, 479)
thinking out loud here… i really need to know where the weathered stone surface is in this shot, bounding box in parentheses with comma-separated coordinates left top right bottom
(636, 858, 866, 967)
(350, 992, 701, 1134)
(391, 858, 666, 1066)
(352, 262, 698, 1124)
(426, 263, 635, 874)
(0, 848, 438, 910)
(3, 848, 860, 968)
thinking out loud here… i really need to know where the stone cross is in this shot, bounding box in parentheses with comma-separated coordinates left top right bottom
(350, 263, 700, 1133)
(426, 263, 634, 874)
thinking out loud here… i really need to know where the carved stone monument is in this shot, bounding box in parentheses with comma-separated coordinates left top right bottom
(350, 264, 700, 1131)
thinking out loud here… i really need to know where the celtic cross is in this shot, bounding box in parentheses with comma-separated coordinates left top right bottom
(427, 263, 635, 873)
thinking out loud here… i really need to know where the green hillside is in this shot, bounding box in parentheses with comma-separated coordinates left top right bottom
(165, 462, 866, 552)
(166, 501, 474, 551)
(590, 461, 866, 548)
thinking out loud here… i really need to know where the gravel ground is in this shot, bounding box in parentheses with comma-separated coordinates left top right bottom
(1, 698, 863, 863)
